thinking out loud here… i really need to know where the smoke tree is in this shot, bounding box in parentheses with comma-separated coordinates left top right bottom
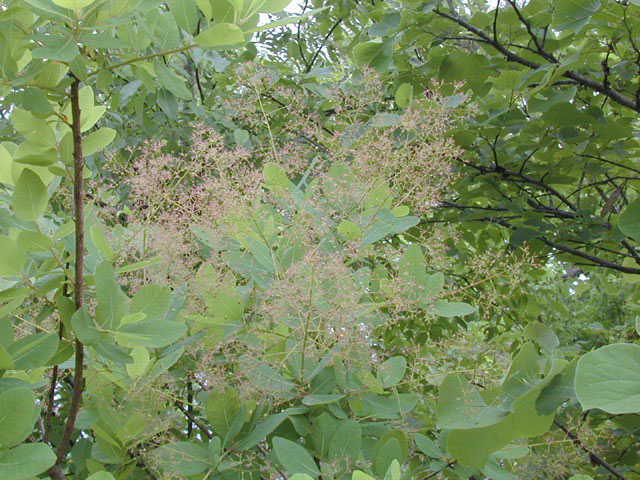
(0, 0, 639, 479)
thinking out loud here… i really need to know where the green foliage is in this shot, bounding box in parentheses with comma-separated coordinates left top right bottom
(575, 343, 640, 414)
(0, 0, 639, 478)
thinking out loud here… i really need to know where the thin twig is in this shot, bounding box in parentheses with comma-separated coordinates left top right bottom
(174, 401, 212, 439)
(434, 9, 640, 113)
(553, 420, 626, 479)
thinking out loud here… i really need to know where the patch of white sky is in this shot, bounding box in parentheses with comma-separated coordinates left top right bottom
(258, 0, 307, 26)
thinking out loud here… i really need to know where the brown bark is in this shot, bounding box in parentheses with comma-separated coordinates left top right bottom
(48, 77, 85, 480)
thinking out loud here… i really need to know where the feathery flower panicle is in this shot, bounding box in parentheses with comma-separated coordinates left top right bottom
(114, 68, 541, 461)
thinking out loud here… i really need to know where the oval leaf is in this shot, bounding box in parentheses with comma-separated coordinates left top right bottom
(52, 0, 96, 9)
(0, 387, 36, 447)
(0, 236, 25, 277)
(432, 300, 476, 317)
(273, 436, 320, 477)
(151, 442, 209, 476)
(619, 199, 640, 243)
(377, 356, 406, 387)
(12, 169, 48, 221)
(575, 343, 640, 414)
(7, 332, 59, 370)
(0, 443, 56, 480)
(196, 23, 246, 48)
(117, 320, 187, 348)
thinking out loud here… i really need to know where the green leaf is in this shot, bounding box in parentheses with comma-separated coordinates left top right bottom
(309, 412, 337, 458)
(337, 220, 362, 242)
(395, 83, 413, 109)
(425, 272, 444, 298)
(551, 0, 601, 33)
(53, 220, 75, 240)
(130, 284, 171, 320)
(328, 420, 361, 472)
(52, 0, 96, 8)
(196, 0, 212, 18)
(206, 388, 240, 439)
(432, 300, 476, 317)
(0, 344, 14, 369)
(302, 394, 345, 406)
(436, 374, 507, 429)
(273, 436, 320, 477)
(290, 475, 315, 480)
(398, 244, 426, 300)
(263, 162, 290, 196)
(167, 0, 199, 34)
(90, 225, 114, 261)
(374, 438, 403, 478)
(150, 11, 180, 49)
(117, 320, 187, 348)
(115, 256, 162, 274)
(619, 199, 640, 243)
(87, 472, 117, 480)
(20, 87, 52, 115)
(240, 359, 295, 397)
(201, 283, 244, 325)
(83, 128, 116, 156)
(0, 443, 56, 480)
(7, 332, 58, 370)
(13, 142, 57, 166)
(94, 261, 128, 330)
(502, 343, 539, 399)
(0, 387, 36, 447)
(0, 236, 25, 277)
(12, 169, 48, 221)
(154, 62, 192, 100)
(71, 307, 100, 346)
(353, 39, 393, 73)
(377, 356, 406, 387)
(361, 393, 418, 419)
(151, 442, 210, 476)
(352, 472, 375, 480)
(257, 0, 291, 13)
(0, 144, 12, 185)
(575, 343, 640, 414)
(16, 231, 54, 252)
(524, 322, 559, 353)
(94, 338, 133, 364)
(360, 210, 419, 246)
(446, 415, 515, 469)
(414, 433, 443, 459)
(536, 359, 577, 414)
(125, 345, 150, 379)
(250, 7, 327, 32)
(371, 431, 407, 478)
(11, 109, 56, 147)
(31, 33, 79, 62)
(236, 409, 304, 450)
(157, 88, 178, 118)
(196, 23, 246, 48)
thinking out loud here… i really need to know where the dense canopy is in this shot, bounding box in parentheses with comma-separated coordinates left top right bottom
(0, 0, 639, 479)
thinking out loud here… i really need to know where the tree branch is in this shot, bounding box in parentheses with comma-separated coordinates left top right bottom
(306, 18, 342, 73)
(174, 400, 212, 440)
(475, 215, 640, 274)
(434, 9, 640, 113)
(553, 420, 627, 480)
(48, 77, 86, 480)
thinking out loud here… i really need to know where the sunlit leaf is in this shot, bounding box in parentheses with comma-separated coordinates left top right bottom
(575, 343, 640, 414)
(12, 169, 48, 221)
